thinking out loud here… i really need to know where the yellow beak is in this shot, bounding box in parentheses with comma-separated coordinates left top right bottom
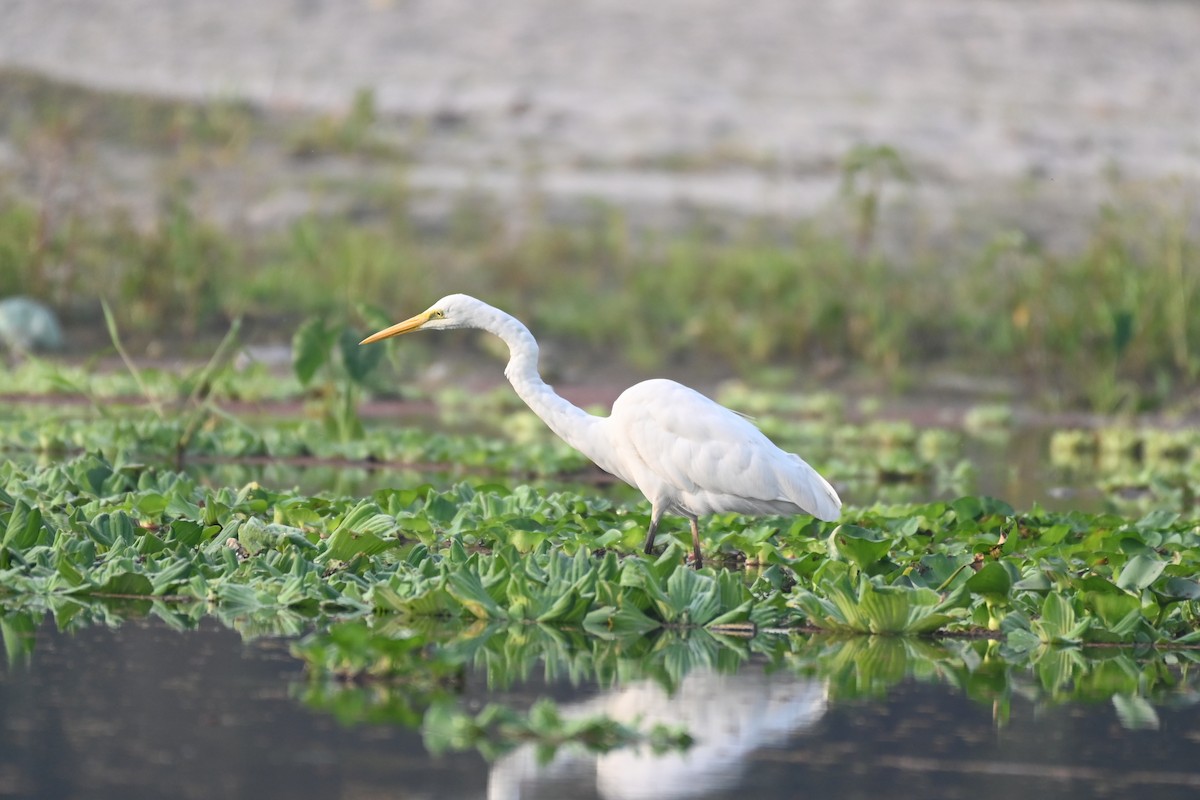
(359, 311, 431, 345)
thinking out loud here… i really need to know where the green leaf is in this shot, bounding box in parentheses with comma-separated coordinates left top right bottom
(56, 557, 86, 588)
(664, 566, 723, 625)
(980, 497, 1015, 516)
(949, 496, 983, 522)
(212, 582, 274, 613)
(134, 493, 168, 516)
(1115, 555, 1166, 592)
(1135, 509, 1179, 531)
(446, 569, 506, 620)
(1154, 577, 1200, 602)
(828, 525, 892, 569)
(95, 572, 154, 597)
(1013, 569, 1053, 592)
(319, 501, 400, 562)
(965, 562, 1013, 599)
(1075, 575, 1123, 595)
(238, 517, 316, 555)
(857, 582, 950, 635)
(1086, 592, 1141, 629)
(149, 559, 195, 595)
(340, 327, 384, 384)
(137, 533, 168, 555)
(3, 501, 45, 550)
(790, 573, 964, 635)
(535, 580, 593, 625)
(1035, 593, 1090, 644)
(90, 512, 137, 548)
(169, 520, 205, 549)
(292, 317, 332, 385)
(369, 581, 457, 617)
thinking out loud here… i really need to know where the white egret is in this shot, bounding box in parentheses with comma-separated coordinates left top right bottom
(361, 294, 841, 567)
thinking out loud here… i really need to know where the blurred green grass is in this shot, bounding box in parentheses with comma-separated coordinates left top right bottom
(0, 68, 1196, 412)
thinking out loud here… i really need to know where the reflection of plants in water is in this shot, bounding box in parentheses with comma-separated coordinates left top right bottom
(786, 635, 968, 700)
(291, 621, 729, 757)
(785, 634, 1200, 729)
(421, 698, 693, 762)
(285, 619, 1200, 759)
(6, 599, 1200, 767)
(291, 620, 464, 729)
(292, 619, 759, 693)
(319, 628, 1200, 774)
(1050, 425, 1200, 512)
(0, 612, 37, 668)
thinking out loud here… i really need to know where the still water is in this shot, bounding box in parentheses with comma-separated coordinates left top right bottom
(2, 615, 1199, 800)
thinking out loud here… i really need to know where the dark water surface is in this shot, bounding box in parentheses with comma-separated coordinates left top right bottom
(0, 617, 481, 799)
(3, 617, 1200, 800)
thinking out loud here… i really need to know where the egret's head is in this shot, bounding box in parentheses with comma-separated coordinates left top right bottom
(359, 294, 482, 344)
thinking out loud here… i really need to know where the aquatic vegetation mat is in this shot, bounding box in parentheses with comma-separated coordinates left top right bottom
(2, 451, 1199, 644)
(3, 444, 1200, 764)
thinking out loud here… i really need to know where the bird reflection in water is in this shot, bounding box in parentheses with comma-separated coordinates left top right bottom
(487, 668, 828, 800)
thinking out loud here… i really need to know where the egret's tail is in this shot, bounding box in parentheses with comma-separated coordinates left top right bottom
(785, 454, 842, 521)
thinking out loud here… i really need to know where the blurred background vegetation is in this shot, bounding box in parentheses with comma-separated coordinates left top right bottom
(0, 13, 1197, 415)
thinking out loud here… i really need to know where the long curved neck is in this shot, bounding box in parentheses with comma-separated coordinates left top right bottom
(475, 306, 609, 464)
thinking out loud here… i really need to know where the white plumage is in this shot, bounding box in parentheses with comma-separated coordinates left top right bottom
(362, 294, 841, 566)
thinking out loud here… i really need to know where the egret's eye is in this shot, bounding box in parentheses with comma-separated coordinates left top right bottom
(430, 310, 445, 319)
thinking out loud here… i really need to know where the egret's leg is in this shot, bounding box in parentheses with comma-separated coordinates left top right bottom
(643, 506, 665, 555)
(688, 516, 703, 569)
(642, 520, 658, 554)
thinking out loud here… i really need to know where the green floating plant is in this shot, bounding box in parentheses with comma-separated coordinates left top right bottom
(789, 564, 969, 635)
(4, 447, 1200, 643)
